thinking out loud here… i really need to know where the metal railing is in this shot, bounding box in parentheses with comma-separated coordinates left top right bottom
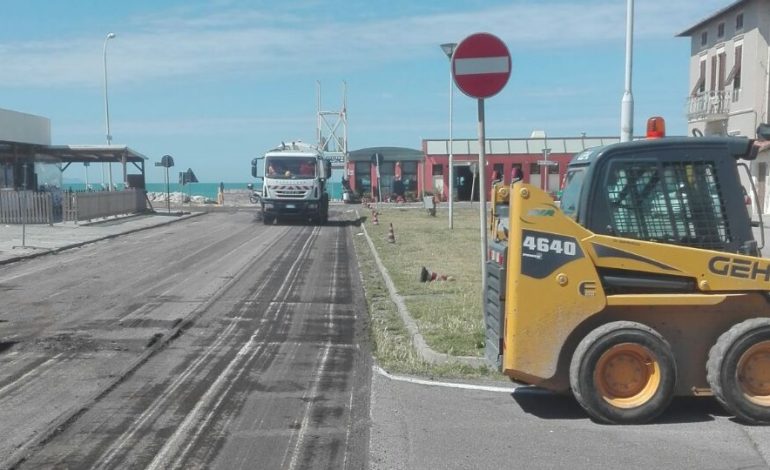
(0, 190, 54, 224)
(686, 90, 730, 121)
(62, 189, 146, 222)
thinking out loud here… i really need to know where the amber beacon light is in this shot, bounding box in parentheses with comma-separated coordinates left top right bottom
(646, 116, 666, 138)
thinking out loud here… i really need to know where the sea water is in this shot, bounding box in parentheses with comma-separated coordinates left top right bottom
(62, 182, 344, 200)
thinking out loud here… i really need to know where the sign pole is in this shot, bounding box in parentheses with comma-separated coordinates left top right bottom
(377, 156, 382, 208)
(165, 167, 170, 214)
(448, 63, 455, 229)
(450, 31, 510, 321)
(21, 162, 27, 247)
(477, 99, 488, 301)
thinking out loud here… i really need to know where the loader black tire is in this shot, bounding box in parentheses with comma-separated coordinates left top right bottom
(263, 215, 274, 225)
(707, 318, 770, 425)
(570, 321, 677, 424)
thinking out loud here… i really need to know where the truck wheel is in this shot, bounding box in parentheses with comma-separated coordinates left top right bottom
(263, 215, 274, 225)
(707, 318, 770, 424)
(570, 321, 676, 424)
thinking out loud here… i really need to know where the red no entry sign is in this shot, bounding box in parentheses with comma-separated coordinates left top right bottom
(452, 33, 511, 99)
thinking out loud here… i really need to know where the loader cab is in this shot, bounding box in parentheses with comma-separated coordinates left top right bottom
(561, 136, 759, 255)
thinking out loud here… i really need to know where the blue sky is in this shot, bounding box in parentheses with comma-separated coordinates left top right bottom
(0, 0, 725, 183)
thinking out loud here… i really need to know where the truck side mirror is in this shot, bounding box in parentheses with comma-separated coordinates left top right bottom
(251, 157, 264, 179)
(325, 160, 332, 179)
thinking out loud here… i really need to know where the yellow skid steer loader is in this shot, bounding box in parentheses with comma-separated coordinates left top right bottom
(486, 120, 770, 424)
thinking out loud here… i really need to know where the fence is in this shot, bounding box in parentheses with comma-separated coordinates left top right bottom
(0, 190, 54, 224)
(686, 90, 730, 121)
(62, 189, 146, 223)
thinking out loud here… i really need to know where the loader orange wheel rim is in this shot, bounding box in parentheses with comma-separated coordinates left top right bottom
(594, 343, 661, 409)
(737, 340, 770, 407)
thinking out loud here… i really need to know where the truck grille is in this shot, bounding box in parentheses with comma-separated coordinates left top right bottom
(271, 185, 312, 199)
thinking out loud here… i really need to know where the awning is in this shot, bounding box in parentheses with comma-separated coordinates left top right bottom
(690, 75, 705, 96)
(0, 141, 147, 164)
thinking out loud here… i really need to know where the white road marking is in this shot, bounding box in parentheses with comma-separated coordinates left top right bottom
(287, 341, 333, 470)
(375, 366, 519, 394)
(0, 354, 63, 397)
(147, 330, 267, 470)
(145, 227, 321, 469)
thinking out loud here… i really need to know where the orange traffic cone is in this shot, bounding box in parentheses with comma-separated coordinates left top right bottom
(387, 223, 396, 243)
(372, 210, 379, 225)
(419, 266, 455, 282)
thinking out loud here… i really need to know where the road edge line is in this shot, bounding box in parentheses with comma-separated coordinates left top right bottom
(374, 365, 515, 394)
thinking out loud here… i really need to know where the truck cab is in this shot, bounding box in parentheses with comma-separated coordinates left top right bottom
(251, 141, 332, 225)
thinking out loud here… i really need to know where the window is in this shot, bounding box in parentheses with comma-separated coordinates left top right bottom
(510, 163, 522, 182)
(701, 31, 708, 46)
(378, 162, 395, 199)
(432, 164, 443, 176)
(560, 168, 585, 220)
(265, 157, 317, 179)
(400, 161, 418, 192)
(604, 160, 729, 250)
(493, 163, 504, 181)
(529, 162, 540, 175)
(717, 50, 726, 91)
(692, 59, 706, 95)
(727, 44, 743, 93)
(736, 13, 744, 30)
(0, 162, 14, 188)
(718, 22, 725, 38)
(354, 162, 371, 194)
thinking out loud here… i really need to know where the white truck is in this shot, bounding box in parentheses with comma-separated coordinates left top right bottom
(250, 141, 331, 225)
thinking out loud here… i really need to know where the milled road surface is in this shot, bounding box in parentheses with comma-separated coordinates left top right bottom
(0, 210, 370, 469)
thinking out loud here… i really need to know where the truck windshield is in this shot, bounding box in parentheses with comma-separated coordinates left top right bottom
(560, 168, 585, 220)
(265, 157, 317, 179)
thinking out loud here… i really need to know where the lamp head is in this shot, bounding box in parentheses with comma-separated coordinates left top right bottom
(107, 32, 116, 39)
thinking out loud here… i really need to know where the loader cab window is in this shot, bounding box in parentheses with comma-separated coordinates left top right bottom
(602, 159, 730, 250)
(560, 167, 585, 220)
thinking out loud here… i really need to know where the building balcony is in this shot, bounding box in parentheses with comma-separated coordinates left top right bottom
(686, 90, 731, 122)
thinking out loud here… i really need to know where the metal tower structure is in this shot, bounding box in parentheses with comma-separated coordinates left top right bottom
(317, 81, 348, 168)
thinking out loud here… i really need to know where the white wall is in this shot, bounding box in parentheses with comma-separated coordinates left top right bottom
(0, 108, 51, 145)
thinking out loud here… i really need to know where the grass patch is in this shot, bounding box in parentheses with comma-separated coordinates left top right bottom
(352, 206, 504, 379)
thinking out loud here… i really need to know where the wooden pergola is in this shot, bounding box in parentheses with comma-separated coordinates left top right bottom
(0, 140, 147, 190)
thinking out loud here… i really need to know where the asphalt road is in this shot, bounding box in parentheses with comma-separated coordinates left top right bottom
(0, 210, 370, 469)
(2, 207, 770, 469)
(371, 371, 770, 470)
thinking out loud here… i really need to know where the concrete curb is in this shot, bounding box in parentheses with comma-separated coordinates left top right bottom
(356, 210, 486, 368)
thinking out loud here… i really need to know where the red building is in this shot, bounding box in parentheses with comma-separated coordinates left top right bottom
(422, 136, 620, 201)
(345, 147, 424, 201)
(344, 136, 620, 201)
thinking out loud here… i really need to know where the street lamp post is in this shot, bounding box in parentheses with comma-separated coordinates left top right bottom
(620, 0, 634, 142)
(103, 32, 116, 190)
(440, 42, 457, 229)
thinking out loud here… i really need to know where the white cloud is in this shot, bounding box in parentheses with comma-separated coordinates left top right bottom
(0, 1, 726, 88)
(56, 115, 313, 137)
